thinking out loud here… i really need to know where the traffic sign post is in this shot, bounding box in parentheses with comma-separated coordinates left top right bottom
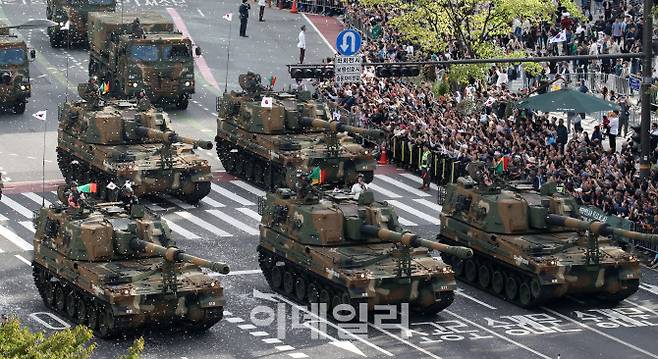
(336, 29, 362, 56)
(334, 55, 362, 85)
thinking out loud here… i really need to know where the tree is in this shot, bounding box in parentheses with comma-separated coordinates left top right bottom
(0, 317, 144, 359)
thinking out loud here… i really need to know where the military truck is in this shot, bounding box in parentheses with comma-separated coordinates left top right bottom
(216, 73, 382, 190)
(0, 22, 36, 114)
(87, 11, 199, 109)
(258, 186, 472, 315)
(46, 0, 116, 47)
(56, 90, 213, 203)
(32, 200, 229, 337)
(437, 162, 658, 307)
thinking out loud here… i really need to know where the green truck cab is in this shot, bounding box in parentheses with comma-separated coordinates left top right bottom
(46, 0, 115, 47)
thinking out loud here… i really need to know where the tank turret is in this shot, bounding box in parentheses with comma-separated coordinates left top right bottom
(216, 73, 379, 190)
(257, 188, 460, 315)
(32, 202, 228, 337)
(438, 161, 643, 307)
(57, 98, 213, 203)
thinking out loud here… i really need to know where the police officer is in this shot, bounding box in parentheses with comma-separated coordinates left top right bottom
(239, 0, 250, 37)
(419, 145, 431, 190)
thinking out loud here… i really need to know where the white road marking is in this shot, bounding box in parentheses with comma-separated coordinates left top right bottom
(206, 209, 259, 235)
(145, 203, 166, 211)
(367, 183, 401, 199)
(413, 198, 442, 212)
(23, 192, 52, 207)
(397, 216, 418, 227)
(197, 8, 205, 17)
(263, 338, 282, 344)
(1, 196, 35, 218)
(639, 283, 658, 296)
(387, 200, 440, 225)
(454, 289, 497, 310)
(225, 317, 244, 323)
(200, 196, 226, 208)
(368, 322, 442, 359)
(0, 225, 34, 250)
(236, 207, 261, 222)
(223, 310, 233, 316)
(14, 254, 31, 266)
(400, 173, 439, 190)
(168, 197, 196, 210)
(287, 353, 309, 359)
(302, 322, 366, 357)
(163, 219, 201, 240)
(211, 183, 254, 205)
(175, 211, 232, 237)
(624, 299, 658, 317)
(275, 345, 295, 351)
(238, 324, 257, 330)
(231, 180, 266, 197)
(301, 13, 336, 53)
(250, 331, 269, 337)
(225, 269, 262, 276)
(542, 307, 658, 359)
(446, 309, 551, 359)
(376, 175, 431, 197)
(0, 213, 8, 222)
(19, 221, 35, 233)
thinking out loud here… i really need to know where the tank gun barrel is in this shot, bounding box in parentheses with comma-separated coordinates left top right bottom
(546, 214, 658, 243)
(129, 238, 230, 274)
(360, 225, 473, 258)
(135, 127, 213, 150)
(299, 117, 384, 140)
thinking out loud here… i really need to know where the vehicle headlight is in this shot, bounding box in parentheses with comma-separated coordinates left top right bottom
(132, 82, 138, 88)
(20, 85, 26, 90)
(58, 21, 64, 26)
(210, 281, 217, 287)
(184, 81, 190, 87)
(121, 288, 130, 295)
(128, 74, 136, 80)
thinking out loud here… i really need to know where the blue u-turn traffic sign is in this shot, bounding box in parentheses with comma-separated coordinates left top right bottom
(336, 29, 362, 56)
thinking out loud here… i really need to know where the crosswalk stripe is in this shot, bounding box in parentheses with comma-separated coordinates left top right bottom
(168, 197, 196, 210)
(0, 213, 7, 222)
(145, 203, 166, 211)
(22, 192, 52, 207)
(397, 216, 418, 227)
(211, 183, 255, 205)
(206, 209, 259, 235)
(413, 198, 442, 212)
(1, 196, 35, 218)
(201, 196, 226, 208)
(387, 200, 440, 225)
(400, 173, 439, 191)
(376, 175, 431, 197)
(367, 183, 401, 199)
(163, 219, 200, 240)
(236, 207, 261, 222)
(230, 180, 266, 197)
(14, 254, 31, 265)
(175, 211, 232, 237)
(0, 225, 34, 250)
(19, 221, 35, 233)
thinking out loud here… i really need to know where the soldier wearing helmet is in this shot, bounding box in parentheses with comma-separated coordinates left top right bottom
(131, 18, 144, 38)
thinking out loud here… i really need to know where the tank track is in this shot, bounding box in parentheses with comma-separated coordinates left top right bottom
(257, 246, 453, 316)
(57, 147, 211, 204)
(32, 262, 222, 337)
(216, 138, 375, 190)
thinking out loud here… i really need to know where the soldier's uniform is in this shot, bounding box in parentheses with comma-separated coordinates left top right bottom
(131, 18, 145, 38)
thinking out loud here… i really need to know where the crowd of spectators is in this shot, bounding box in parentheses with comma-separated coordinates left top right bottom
(317, 0, 658, 234)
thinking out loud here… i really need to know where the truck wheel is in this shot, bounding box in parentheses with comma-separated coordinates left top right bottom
(12, 100, 26, 114)
(176, 95, 189, 110)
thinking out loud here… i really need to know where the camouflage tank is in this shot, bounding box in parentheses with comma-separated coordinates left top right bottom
(216, 73, 383, 190)
(46, 0, 116, 47)
(437, 162, 658, 307)
(56, 88, 214, 203)
(32, 200, 229, 337)
(257, 186, 473, 314)
(0, 22, 36, 114)
(87, 11, 199, 109)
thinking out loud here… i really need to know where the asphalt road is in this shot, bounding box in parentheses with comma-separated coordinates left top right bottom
(1, 169, 658, 359)
(0, 0, 333, 183)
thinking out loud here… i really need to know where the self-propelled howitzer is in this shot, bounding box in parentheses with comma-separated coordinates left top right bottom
(57, 96, 213, 203)
(258, 188, 471, 315)
(437, 162, 648, 307)
(32, 202, 229, 338)
(216, 72, 382, 190)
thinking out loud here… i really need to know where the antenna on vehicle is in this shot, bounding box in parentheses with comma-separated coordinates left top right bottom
(224, 15, 232, 94)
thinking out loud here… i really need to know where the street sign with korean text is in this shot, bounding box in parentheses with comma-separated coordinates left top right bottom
(336, 29, 362, 56)
(334, 55, 362, 85)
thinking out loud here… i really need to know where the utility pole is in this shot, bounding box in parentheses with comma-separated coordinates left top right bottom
(640, 0, 654, 178)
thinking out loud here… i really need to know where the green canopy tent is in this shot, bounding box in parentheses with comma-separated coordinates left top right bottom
(516, 88, 620, 113)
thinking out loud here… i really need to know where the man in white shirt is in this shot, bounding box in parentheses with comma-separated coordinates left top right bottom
(258, 0, 266, 21)
(608, 111, 620, 152)
(351, 174, 368, 199)
(297, 25, 306, 64)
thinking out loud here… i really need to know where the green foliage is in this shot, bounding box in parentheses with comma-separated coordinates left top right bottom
(432, 77, 450, 97)
(0, 318, 144, 359)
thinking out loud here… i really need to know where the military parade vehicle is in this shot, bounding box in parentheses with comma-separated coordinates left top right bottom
(87, 11, 199, 109)
(216, 73, 382, 190)
(257, 186, 473, 314)
(437, 162, 658, 307)
(32, 200, 229, 337)
(56, 87, 214, 203)
(46, 0, 116, 47)
(0, 22, 36, 114)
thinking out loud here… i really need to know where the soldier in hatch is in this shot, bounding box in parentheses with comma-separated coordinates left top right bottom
(136, 90, 152, 110)
(131, 18, 144, 38)
(85, 76, 101, 108)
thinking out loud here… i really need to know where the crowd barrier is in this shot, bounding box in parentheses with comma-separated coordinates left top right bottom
(389, 137, 466, 186)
